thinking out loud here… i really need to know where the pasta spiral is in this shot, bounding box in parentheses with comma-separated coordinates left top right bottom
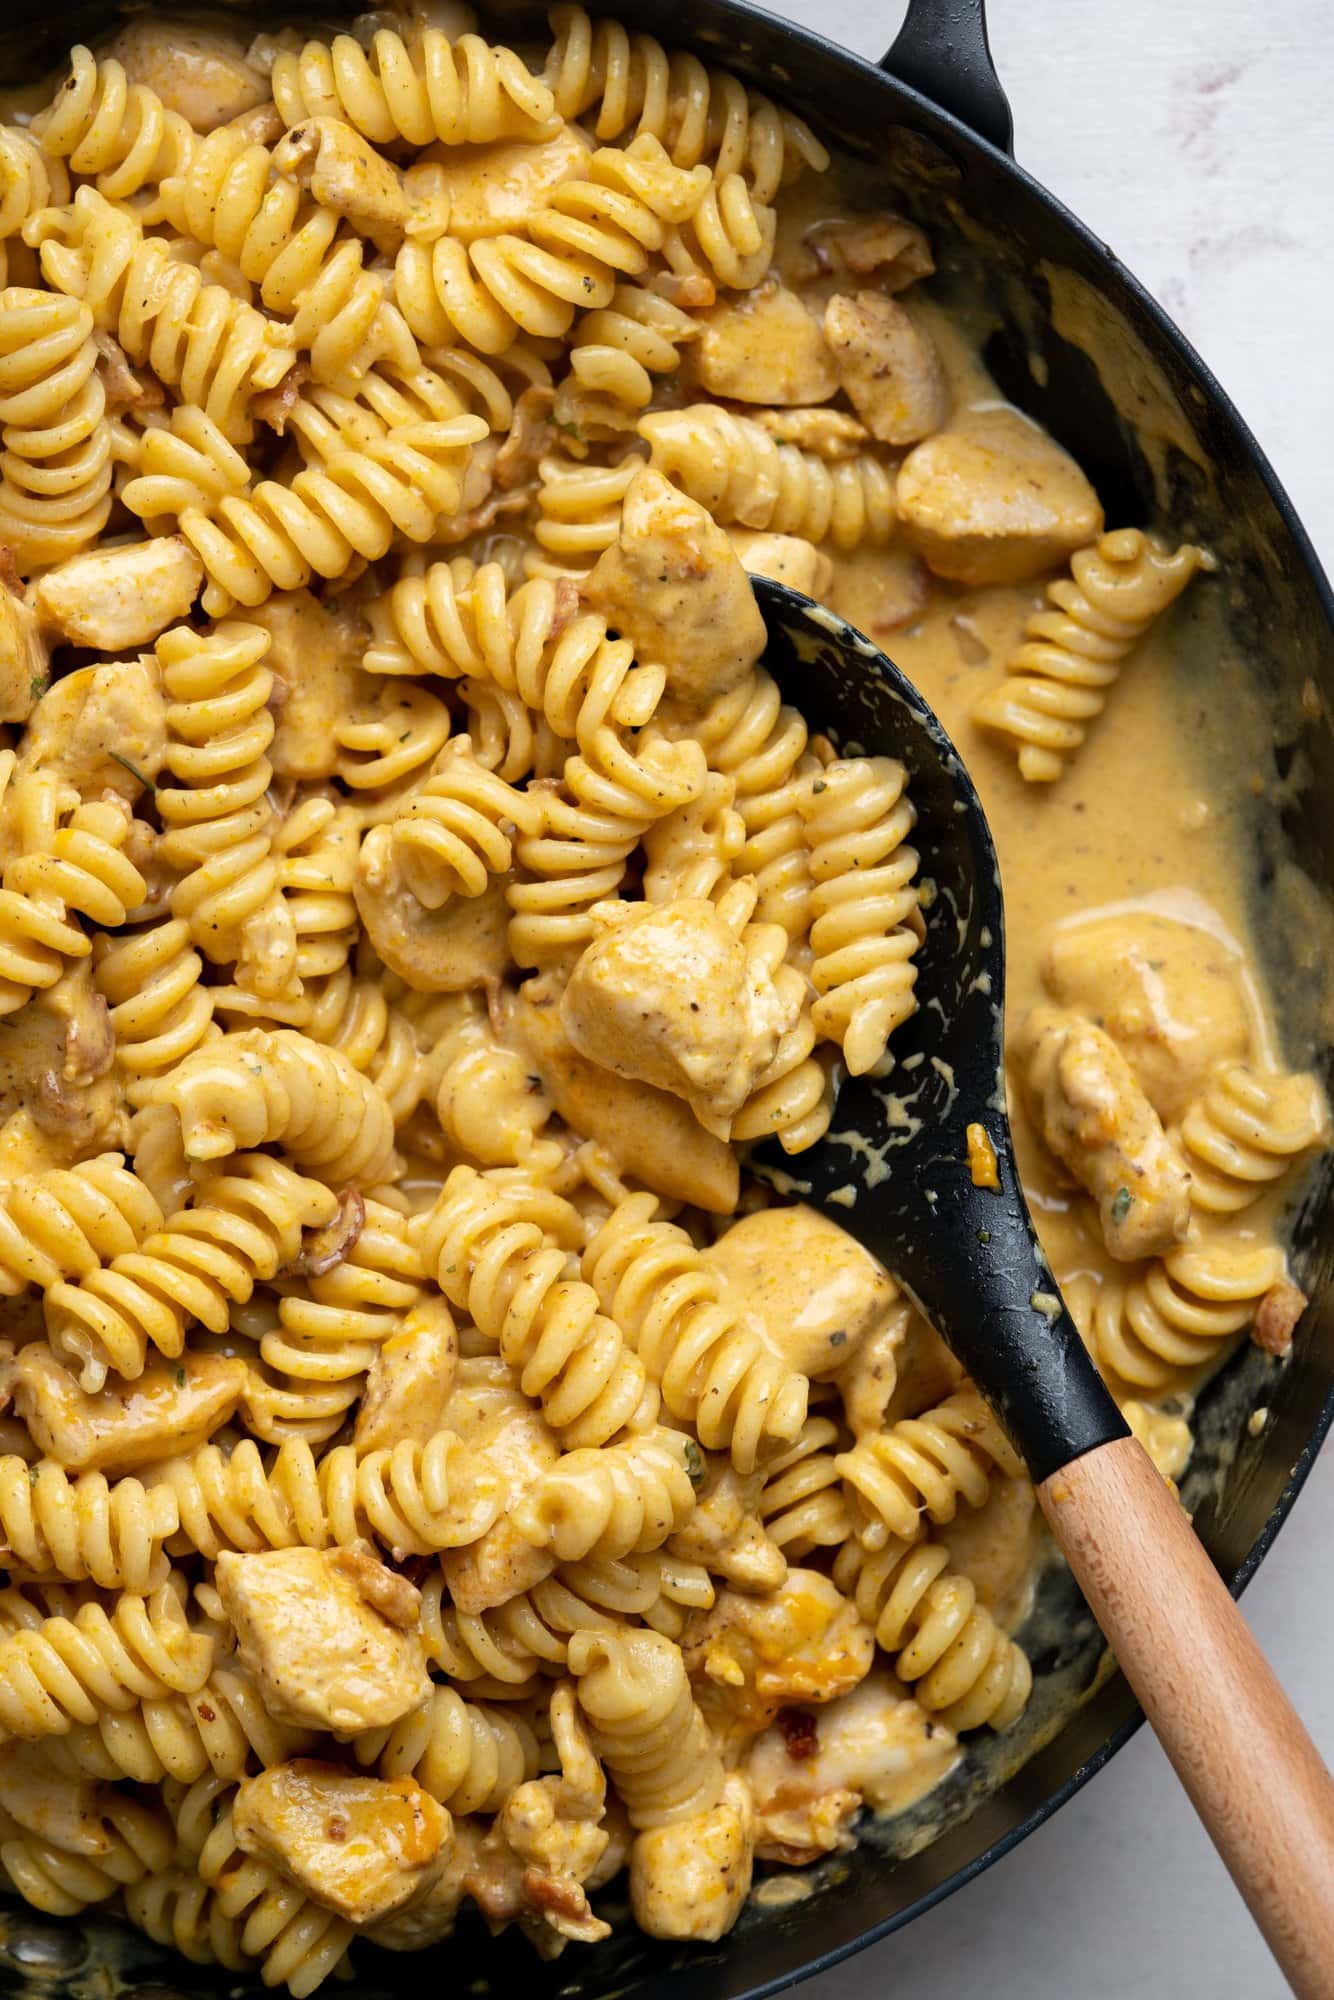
(641, 403, 896, 550)
(0, 1461, 178, 1593)
(569, 1627, 722, 1828)
(0, 1586, 214, 1743)
(729, 994, 836, 1156)
(1177, 1062, 1330, 1216)
(419, 1166, 657, 1445)
(389, 744, 543, 907)
(271, 29, 559, 147)
(799, 755, 922, 1075)
(50, 1666, 316, 1786)
(27, 189, 295, 443)
(178, 418, 486, 616)
(0, 793, 145, 1016)
(45, 1155, 341, 1393)
(155, 620, 294, 999)
(544, 5, 828, 201)
(643, 770, 745, 904)
(196, 1797, 354, 1995)
(221, 966, 426, 1128)
(0, 127, 68, 285)
(394, 135, 709, 353)
(560, 281, 700, 436)
(525, 451, 640, 577)
(29, 46, 193, 218)
(835, 1390, 1024, 1550)
(758, 1416, 851, 1558)
(271, 797, 360, 988)
(971, 529, 1213, 781)
(0, 1154, 161, 1296)
(661, 173, 776, 293)
(582, 1193, 808, 1472)
(834, 1538, 1032, 1733)
(1082, 1236, 1288, 1391)
(94, 921, 218, 1104)
(0, 1774, 173, 1915)
(0, 287, 111, 571)
(514, 1428, 698, 1562)
(147, 1027, 399, 1186)
(354, 1687, 540, 1813)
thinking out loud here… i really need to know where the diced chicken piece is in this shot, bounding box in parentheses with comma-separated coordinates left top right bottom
(560, 897, 800, 1138)
(234, 1761, 448, 1926)
(807, 215, 935, 289)
(419, 127, 590, 243)
(583, 468, 766, 711)
(1252, 1276, 1308, 1359)
(692, 284, 838, 407)
(751, 406, 869, 459)
(823, 292, 948, 447)
(0, 582, 50, 724)
(355, 1298, 458, 1455)
(512, 978, 739, 1212)
(15, 1346, 246, 1473)
(1043, 911, 1251, 1123)
(703, 1204, 898, 1379)
(0, 968, 128, 1158)
(727, 529, 832, 599)
(897, 408, 1104, 586)
(30, 540, 203, 653)
(744, 1671, 957, 1864)
(669, 1459, 786, 1595)
(273, 117, 408, 254)
(249, 591, 365, 785)
(438, 1383, 561, 1613)
(684, 1568, 874, 1748)
(217, 1546, 432, 1734)
(19, 657, 165, 800)
(0, 1110, 70, 1180)
(877, 1305, 963, 1430)
(1017, 1005, 1192, 1260)
(104, 19, 270, 131)
(356, 831, 513, 992)
(630, 1774, 753, 1941)
(937, 1473, 1039, 1629)
(327, 1541, 423, 1629)
(363, 1818, 497, 1951)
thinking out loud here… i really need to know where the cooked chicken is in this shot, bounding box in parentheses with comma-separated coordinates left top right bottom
(806, 214, 934, 289)
(234, 1761, 449, 1926)
(823, 292, 948, 446)
(250, 590, 365, 785)
(30, 539, 203, 652)
(0, 584, 50, 725)
(751, 406, 870, 459)
(702, 1204, 898, 1379)
(217, 1546, 432, 1734)
(104, 18, 269, 131)
(727, 529, 833, 598)
(355, 833, 513, 992)
(354, 1298, 459, 1455)
(668, 1459, 786, 1594)
(419, 127, 589, 243)
(438, 1373, 561, 1613)
(630, 1774, 753, 1941)
(693, 283, 838, 406)
(14, 1346, 247, 1473)
(583, 468, 766, 711)
(896, 407, 1104, 586)
(273, 117, 409, 254)
(18, 656, 165, 800)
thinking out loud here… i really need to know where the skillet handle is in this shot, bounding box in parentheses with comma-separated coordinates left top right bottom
(879, 0, 1014, 154)
(1040, 1436, 1334, 1998)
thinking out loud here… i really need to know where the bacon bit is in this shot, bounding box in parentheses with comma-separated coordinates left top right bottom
(253, 363, 309, 435)
(283, 1187, 365, 1278)
(195, 1702, 217, 1724)
(393, 1553, 433, 1588)
(776, 1706, 819, 1762)
(522, 1870, 586, 1923)
(94, 332, 164, 412)
(325, 1815, 349, 1844)
(1252, 1277, 1308, 1357)
(329, 1539, 422, 1627)
(870, 556, 932, 636)
(0, 543, 21, 598)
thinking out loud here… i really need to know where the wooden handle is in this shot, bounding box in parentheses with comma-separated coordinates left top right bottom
(1039, 1436, 1334, 1997)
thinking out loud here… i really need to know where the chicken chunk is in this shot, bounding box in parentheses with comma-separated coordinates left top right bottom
(355, 831, 513, 992)
(823, 292, 948, 446)
(684, 1569, 874, 1749)
(1017, 1005, 1192, 1260)
(438, 1380, 561, 1613)
(896, 408, 1104, 586)
(0, 583, 50, 724)
(583, 468, 766, 711)
(806, 215, 934, 289)
(18, 657, 165, 800)
(702, 1204, 898, 1379)
(30, 539, 203, 653)
(1043, 910, 1252, 1123)
(937, 1473, 1039, 1629)
(234, 1762, 449, 1926)
(14, 1346, 246, 1474)
(354, 1297, 458, 1455)
(0, 971, 126, 1159)
(727, 529, 833, 599)
(630, 1774, 753, 1941)
(104, 19, 269, 131)
(273, 118, 408, 254)
(744, 1671, 957, 1864)
(692, 284, 838, 407)
(419, 127, 589, 243)
(249, 591, 364, 785)
(560, 897, 800, 1137)
(217, 1546, 432, 1735)
(513, 977, 739, 1212)
(751, 406, 869, 459)
(668, 1459, 786, 1595)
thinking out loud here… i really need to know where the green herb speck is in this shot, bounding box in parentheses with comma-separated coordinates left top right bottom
(812, 779, 827, 794)
(976, 1228, 991, 1245)
(1111, 1187, 1134, 1225)
(684, 1439, 705, 1487)
(175, 1367, 187, 1387)
(828, 1329, 846, 1348)
(555, 419, 585, 443)
(109, 750, 148, 787)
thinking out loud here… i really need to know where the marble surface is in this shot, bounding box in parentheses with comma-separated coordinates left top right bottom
(757, 2, 1333, 1994)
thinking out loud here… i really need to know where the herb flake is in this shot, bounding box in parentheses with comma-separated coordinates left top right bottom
(1111, 1187, 1134, 1225)
(109, 750, 149, 788)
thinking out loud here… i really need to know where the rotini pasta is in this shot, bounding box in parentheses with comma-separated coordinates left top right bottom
(1177, 1062, 1330, 1216)
(1080, 1236, 1289, 1391)
(514, 1427, 698, 1562)
(30, 46, 193, 218)
(0, 1154, 161, 1295)
(0, 788, 145, 1015)
(272, 28, 559, 148)
(0, 1459, 178, 1592)
(835, 1391, 1024, 1549)
(569, 1626, 723, 1827)
(0, 1586, 214, 1743)
(0, 287, 111, 571)
(354, 1686, 540, 1813)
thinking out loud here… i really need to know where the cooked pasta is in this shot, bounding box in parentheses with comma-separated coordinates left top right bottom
(0, 6, 1319, 1983)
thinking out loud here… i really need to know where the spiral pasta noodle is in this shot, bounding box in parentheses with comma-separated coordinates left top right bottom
(0, 1154, 161, 1296)
(561, 281, 700, 436)
(0, 286, 112, 570)
(0, 1773, 174, 1915)
(758, 1416, 851, 1558)
(30, 46, 194, 218)
(272, 28, 559, 147)
(515, 1428, 698, 1562)
(50, 1667, 316, 1786)
(1177, 1062, 1330, 1216)
(1082, 1236, 1289, 1391)
(418, 1557, 652, 1687)
(354, 1687, 540, 1813)
(835, 1390, 1024, 1549)
(641, 403, 896, 549)
(0, 791, 145, 1016)
(0, 1461, 178, 1593)
(94, 921, 218, 1104)
(526, 451, 641, 576)
(583, 1193, 808, 1471)
(972, 529, 1213, 781)
(569, 1626, 722, 1828)
(835, 1537, 1032, 1733)
(0, 1586, 214, 1743)
(0, 127, 68, 285)
(389, 744, 543, 907)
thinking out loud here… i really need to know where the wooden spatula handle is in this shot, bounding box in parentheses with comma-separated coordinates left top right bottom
(1039, 1435, 1334, 1997)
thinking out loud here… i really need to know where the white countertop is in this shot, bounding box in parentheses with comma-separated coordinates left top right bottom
(760, 1, 1333, 1993)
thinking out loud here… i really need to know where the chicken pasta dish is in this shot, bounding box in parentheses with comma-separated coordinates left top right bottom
(0, 5, 1323, 1989)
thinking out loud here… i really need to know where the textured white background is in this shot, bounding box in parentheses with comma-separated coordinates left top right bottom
(758, 1, 1334, 1993)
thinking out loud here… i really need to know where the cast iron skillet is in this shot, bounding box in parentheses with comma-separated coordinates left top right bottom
(0, 2, 1329, 1997)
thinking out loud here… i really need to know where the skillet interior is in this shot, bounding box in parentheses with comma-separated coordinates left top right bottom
(0, 4, 1329, 1996)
